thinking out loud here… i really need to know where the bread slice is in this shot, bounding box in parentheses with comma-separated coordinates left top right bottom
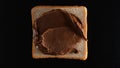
(31, 6, 88, 60)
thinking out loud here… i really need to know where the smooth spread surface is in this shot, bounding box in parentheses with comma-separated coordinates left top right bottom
(34, 9, 86, 55)
(42, 27, 81, 55)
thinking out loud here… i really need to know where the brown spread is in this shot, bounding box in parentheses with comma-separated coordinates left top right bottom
(33, 9, 86, 55)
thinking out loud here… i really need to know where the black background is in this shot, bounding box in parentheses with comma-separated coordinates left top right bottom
(1, 0, 120, 68)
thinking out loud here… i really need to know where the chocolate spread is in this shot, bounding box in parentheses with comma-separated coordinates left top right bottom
(33, 9, 86, 55)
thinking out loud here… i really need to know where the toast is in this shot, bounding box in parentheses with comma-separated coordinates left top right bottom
(31, 6, 88, 60)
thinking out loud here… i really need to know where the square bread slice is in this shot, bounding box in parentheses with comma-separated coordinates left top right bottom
(31, 6, 88, 60)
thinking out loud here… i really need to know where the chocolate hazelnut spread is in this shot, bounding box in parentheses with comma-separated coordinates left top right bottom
(33, 9, 86, 55)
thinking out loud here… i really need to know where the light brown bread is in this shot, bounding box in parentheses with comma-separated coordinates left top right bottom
(31, 6, 88, 60)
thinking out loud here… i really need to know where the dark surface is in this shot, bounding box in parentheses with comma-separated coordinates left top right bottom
(1, 0, 120, 68)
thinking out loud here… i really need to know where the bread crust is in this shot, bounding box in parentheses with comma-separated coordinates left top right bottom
(31, 6, 87, 60)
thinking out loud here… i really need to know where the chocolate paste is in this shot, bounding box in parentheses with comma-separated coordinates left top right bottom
(33, 9, 86, 55)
